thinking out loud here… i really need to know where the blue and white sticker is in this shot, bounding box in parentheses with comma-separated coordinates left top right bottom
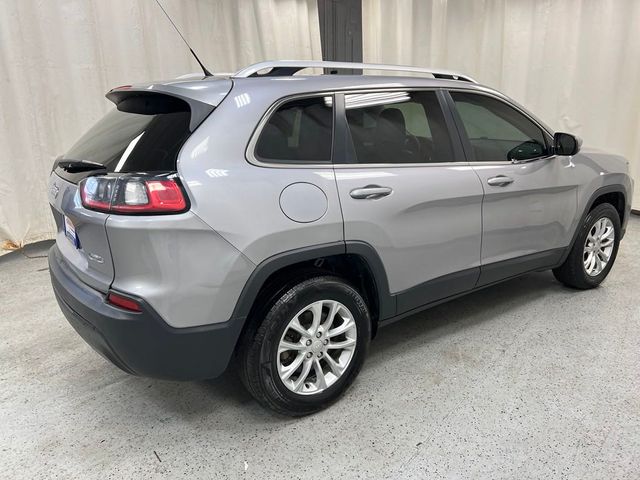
(64, 215, 79, 248)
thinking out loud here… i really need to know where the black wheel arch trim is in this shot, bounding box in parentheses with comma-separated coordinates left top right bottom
(230, 241, 396, 323)
(344, 241, 395, 319)
(559, 184, 629, 265)
(231, 242, 345, 320)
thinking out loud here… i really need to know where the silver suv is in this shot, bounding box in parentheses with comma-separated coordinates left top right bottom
(48, 61, 634, 416)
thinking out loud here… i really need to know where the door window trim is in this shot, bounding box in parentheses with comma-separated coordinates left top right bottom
(246, 87, 472, 169)
(245, 86, 554, 169)
(443, 88, 556, 165)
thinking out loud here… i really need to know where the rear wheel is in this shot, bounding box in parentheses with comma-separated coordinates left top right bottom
(238, 276, 370, 416)
(553, 203, 621, 289)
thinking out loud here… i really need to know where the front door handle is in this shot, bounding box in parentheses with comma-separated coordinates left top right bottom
(349, 185, 393, 200)
(487, 175, 514, 187)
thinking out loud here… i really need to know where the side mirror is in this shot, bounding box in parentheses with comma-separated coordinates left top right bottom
(507, 140, 545, 162)
(554, 132, 582, 156)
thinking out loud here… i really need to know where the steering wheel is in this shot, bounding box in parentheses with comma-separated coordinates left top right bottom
(403, 133, 423, 161)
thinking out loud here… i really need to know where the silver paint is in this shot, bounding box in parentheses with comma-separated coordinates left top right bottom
(48, 69, 634, 331)
(279, 183, 328, 223)
(47, 174, 113, 293)
(472, 156, 579, 264)
(106, 212, 255, 328)
(334, 165, 484, 293)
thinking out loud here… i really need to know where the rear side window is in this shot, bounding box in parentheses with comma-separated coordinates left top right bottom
(344, 91, 454, 164)
(450, 92, 549, 162)
(63, 94, 192, 172)
(255, 97, 333, 163)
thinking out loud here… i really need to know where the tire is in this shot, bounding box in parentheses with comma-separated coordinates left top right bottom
(553, 203, 621, 289)
(238, 276, 371, 416)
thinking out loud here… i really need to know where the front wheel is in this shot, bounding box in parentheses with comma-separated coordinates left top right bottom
(553, 203, 621, 289)
(238, 276, 371, 416)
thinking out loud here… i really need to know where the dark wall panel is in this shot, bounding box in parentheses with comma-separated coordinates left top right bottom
(318, 0, 363, 70)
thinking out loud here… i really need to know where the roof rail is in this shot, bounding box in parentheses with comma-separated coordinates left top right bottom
(233, 60, 477, 83)
(176, 72, 234, 79)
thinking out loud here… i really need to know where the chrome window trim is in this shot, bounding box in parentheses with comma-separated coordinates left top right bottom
(333, 161, 471, 169)
(469, 155, 558, 167)
(246, 87, 475, 169)
(245, 85, 556, 169)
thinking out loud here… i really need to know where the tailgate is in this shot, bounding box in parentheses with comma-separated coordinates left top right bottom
(48, 174, 114, 292)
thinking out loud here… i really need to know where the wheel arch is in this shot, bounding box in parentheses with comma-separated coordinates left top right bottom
(230, 242, 395, 347)
(588, 188, 626, 225)
(560, 184, 627, 266)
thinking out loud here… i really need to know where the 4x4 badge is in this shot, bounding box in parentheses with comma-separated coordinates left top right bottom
(50, 183, 60, 199)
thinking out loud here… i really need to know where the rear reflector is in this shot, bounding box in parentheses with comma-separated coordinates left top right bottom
(106, 292, 142, 312)
(80, 175, 187, 214)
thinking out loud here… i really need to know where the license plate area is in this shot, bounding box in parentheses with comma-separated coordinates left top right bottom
(64, 215, 80, 249)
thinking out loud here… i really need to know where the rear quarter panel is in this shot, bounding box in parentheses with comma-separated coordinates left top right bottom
(106, 212, 255, 328)
(177, 81, 344, 265)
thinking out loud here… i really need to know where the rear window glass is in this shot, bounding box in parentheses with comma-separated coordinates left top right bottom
(255, 96, 333, 163)
(63, 95, 192, 172)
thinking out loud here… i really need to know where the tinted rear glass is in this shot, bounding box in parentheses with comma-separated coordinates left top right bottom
(255, 96, 333, 163)
(63, 95, 191, 172)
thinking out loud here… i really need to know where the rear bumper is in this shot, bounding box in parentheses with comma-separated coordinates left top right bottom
(49, 245, 245, 380)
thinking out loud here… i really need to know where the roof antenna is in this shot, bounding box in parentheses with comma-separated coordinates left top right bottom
(154, 0, 213, 77)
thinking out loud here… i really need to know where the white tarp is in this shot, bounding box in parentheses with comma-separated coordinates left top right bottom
(0, 0, 322, 252)
(2, 0, 638, 253)
(363, 0, 640, 207)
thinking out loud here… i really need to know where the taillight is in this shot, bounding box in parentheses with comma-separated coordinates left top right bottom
(79, 175, 188, 214)
(106, 292, 142, 312)
(80, 176, 116, 212)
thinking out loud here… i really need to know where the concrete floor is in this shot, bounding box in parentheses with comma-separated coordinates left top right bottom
(1, 218, 639, 480)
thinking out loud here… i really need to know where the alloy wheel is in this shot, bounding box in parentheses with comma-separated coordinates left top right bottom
(583, 217, 615, 276)
(277, 300, 357, 395)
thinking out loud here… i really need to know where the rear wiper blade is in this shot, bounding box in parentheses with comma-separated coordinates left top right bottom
(57, 160, 107, 173)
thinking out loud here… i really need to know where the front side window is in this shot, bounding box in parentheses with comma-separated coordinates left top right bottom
(344, 91, 454, 164)
(255, 96, 333, 163)
(450, 92, 549, 162)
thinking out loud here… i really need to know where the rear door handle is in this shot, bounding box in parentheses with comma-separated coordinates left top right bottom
(349, 185, 393, 200)
(487, 175, 514, 187)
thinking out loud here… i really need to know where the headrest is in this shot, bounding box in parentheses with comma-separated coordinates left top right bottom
(379, 108, 406, 132)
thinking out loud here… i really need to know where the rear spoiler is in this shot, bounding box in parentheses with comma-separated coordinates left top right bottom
(106, 78, 232, 132)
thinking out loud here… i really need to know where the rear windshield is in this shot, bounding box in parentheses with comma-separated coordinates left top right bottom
(62, 95, 192, 172)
